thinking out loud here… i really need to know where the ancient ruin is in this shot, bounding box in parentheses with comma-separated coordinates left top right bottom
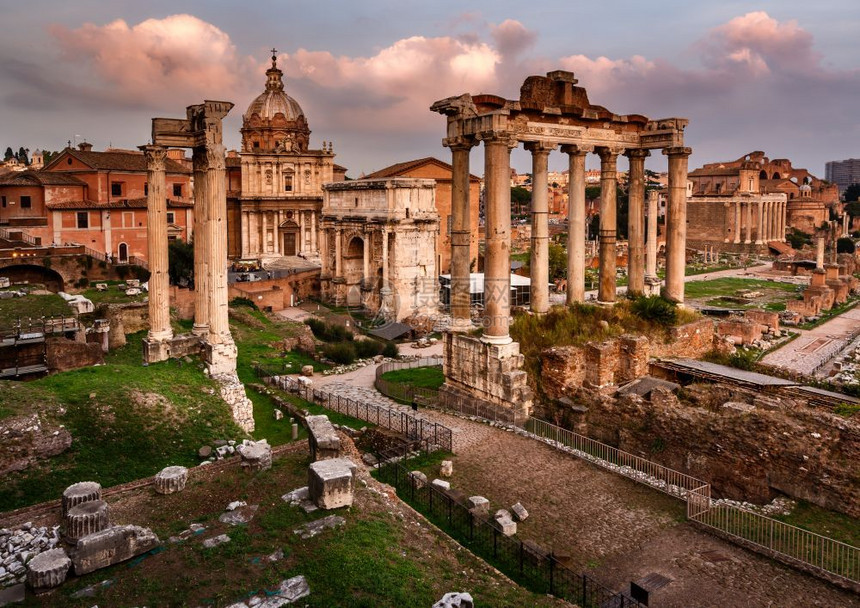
(432, 71, 690, 421)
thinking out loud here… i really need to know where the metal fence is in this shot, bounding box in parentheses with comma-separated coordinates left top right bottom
(375, 447, 643, 608)
(0, 227, 39, 246)
(258, 369, 453, 453)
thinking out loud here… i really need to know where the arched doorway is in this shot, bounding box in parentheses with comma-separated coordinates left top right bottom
(280, 220, 299, 255)
(117, 243, 129, 264)
(344, 236, 364, 306)
(0, 264, 64, 292)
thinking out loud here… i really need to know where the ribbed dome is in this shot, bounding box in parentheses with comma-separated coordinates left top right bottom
(244, 90, 305, 122)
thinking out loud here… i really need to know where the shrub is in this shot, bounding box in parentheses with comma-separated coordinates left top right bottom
(305, 318, 354, 342)
(229, 297, 257, 310)
(836, 237, 856, 254)
(354, 339, 384, 359)
(322, 342, 356, 364)
(631, 295, 677, 326)
(382, 342, 399, 359)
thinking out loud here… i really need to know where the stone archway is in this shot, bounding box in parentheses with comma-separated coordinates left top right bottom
(279, 220, 299, 255)
(0, 264, 64, 292)
(117, 242, 129, 264)
(344, 235, 364, 306)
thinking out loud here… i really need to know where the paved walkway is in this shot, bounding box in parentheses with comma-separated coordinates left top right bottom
(760, 304, 860, 376)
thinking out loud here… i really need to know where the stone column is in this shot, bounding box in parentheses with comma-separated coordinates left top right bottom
(362, 231, 370, 285)
(445, 137, 476, 329)
(299, 211, 306, 255)
(381, 227, 390, 288)
(733, 201, 741, 244)
(480, 132, 516, 344)
(723, 202, 731, 242)
(597, 147, 622, 303)
(844, 212, 850, 237)
(525, 141, 555, 313)
(756, 200, 764, 244)
(646, 190, 659, 280)
(204, 143, 230, 342)
(626, 149, 649, 295)
(241, 211, 249, 257)
(743, 201, 752, 243)
(335, 228, 343, 277)
(142, 145, 172, 345)
(662, 147, 691, 304)
(562, 145, 590, 304)
(779, 201, 786, 241)
(816, 236, 825, 269)
(310, 210, 318, 253)
(191, 147, 209, 336)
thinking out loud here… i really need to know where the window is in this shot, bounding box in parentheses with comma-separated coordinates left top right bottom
(111, 182, 122, 197)
(447, 215, 453, 235)
(20, 196, 31, 209)
(76, 212, 89, 229)
(166, 212, 175, 224)
(1, 196, 6, 208)
(144, 183, 148, 196)
(122, 212, 134, 228)
(173, 183, 182, 197)
(284, 174, 293, 192)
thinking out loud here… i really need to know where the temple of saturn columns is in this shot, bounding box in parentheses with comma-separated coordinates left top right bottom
(431, 71, 690, 422)
(141, 101, 254, 432)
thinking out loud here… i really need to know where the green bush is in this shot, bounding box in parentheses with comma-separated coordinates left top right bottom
(305, 318, 354, 342)
(229, 297, 257, 310)
(631, 295, 677, 326)
(836, 237, 856, 254)
(322, 342, 356, 364)
(354, 339, 384, 359)
(382, 342, 399, 359)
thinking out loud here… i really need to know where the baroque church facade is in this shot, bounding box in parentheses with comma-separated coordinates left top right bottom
(226, 53, 345, 261)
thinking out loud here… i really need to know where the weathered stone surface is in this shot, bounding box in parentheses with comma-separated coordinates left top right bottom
(0, 415, 72, 476)
(237, 439, 272, 472)
(495, 516, 517, 536)
(71, 525, 159, 575)
(61, 482, 101, 518)
(431, 479, 450, 491)
(440, 460, 453, 478)
(409, 471, 427, 489)
(154, 466, 188, 494)
(293, 515, 345, 540)
(0, 583, 24, 606)
(202, 534, 230, 549)
(301, 365, 314, 377)
(433, 592, 474, 608)
(511, 502, 529, 521)
(69, 579, 113, 599)
(26, 548, 70, 590)
(219, 504, 259, 526)
(65, 500, 110, 543)
(225, 575, 311, 608)
(467, 496, 489, 513)
(306, 415, 341, 461)
(308, 459, 355, 510)
(198, 445, 213, 458)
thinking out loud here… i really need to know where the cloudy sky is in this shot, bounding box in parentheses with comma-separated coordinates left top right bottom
(1, 1, 858, 177)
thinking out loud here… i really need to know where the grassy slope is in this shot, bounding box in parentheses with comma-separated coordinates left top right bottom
(379, 366, 445, 390)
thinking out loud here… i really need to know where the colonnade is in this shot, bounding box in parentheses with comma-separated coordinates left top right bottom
(240, 208, 318, 257)
(725, 199, 786, 244)
(445, 133, 691, 345)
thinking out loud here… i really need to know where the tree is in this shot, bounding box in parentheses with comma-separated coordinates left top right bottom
(548, 242, 567, 281)
(510, 186, 531, 216)
(3, 147, 13, 161)
(585, 185, 601, 201)
(42, 150, 60, 165)
(168, 239, 195, 287)
(15, 147, 29, 165)
(843, 183, 860, 203)
(836, 237, 856, 254)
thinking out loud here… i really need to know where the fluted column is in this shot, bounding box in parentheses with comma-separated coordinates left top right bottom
(645, 190, 659, 280)
(723, 202, 731, 242)
(663, 147, 691, 304)
(142, 145, 172, 343)
(381, 227, 389, 288)
(445, 137, 477, 329)
(310, 210, 318, 253)
(562, 145, 590, 304)
(261, 211, 268, 254)
(597, 147, 622, 303)
(241, 211, 249, 257)
(756, 199, 764, 244)
(733, 201, 741, 244)
(626, 149, 649, 295)
(335, 228, 343, 277)
(204, 143, 229, 341)
(525, 141, 555, 313)
(780, 201, 786, 240)
(191, 147, 209, 336)
(743, 202, 752, 243)
(299, 211, 306, 255)
(362, 230, 370, 285)
(480, 132, 516, 344)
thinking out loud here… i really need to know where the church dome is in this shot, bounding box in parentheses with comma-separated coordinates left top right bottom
(241, 51, 311, 153)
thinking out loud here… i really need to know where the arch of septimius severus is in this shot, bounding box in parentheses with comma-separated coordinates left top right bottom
(431, 70, 690, 423)
(141, 100, 254, 432)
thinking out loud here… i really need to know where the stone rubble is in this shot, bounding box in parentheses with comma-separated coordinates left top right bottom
(71, 525, 160, 575)
(281, 487, 318, 513)
(224, 575, 310, 608)
(511, 502, 529, 522)
(293, 516, 346, 540)
(25, 548, 70, 590)
(69, 578, 113, 599)
(202, 534, 231, 549)
(0, 524, 62, 588)
(433, 591, 474, 608)
(237, 439, 272, 472)
(219, 504, 259, 526)
(440, 460, 453, 478)
(154, 466, 189, 494)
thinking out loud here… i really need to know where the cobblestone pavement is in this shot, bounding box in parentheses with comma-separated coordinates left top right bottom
(761, 305, 860, 376)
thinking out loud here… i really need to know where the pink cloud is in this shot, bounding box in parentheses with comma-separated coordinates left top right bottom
(50, 14, 256, 108)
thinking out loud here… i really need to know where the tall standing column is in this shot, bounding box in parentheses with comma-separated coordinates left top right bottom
(662, 147, 691, 304)
(743, 202, 752, 243)
(142, 145, 172, 343)
(191, 147, 209, 336)
(445, 137, 476, 329)
(779, 201, 786, 241)
(310, 210, 317, 253)
(480, 132, 516, 344)
(241, 211, 249, 257)
(299, 211, 306, 255)
(626, 149, 649, 295)
(733, 202, 741, 244)
(597, 147, 622, 303)
(261, 212, 268, 254)
(562, 146, 590, 304)
(755, 200, 764, 244)
(334, 228, 343, 278)
(362, 231, 370, 285)
(204, 143, 230, 342)
(525, 141, 555, 313)
(723, 202, 731, 242)
(645, 190, 659, 281)
(381, 227, 389, 288)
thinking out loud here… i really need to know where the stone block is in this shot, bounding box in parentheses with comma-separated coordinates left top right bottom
(431, 479, 450, 491)
(467, 496, 489, 513)
(61, 481, 101, 518)
(301, 365, 314, 377)
(440, 460, 453, 478)
(26, 548, 70, 590)
(71, 525, 160, 575)
(306, 415, 341, 461)
(308, 458, 356, 510)
(202, 534, 231, 549)
(494, 508, 511, 521)
(154, 466, 188, 494)
(409, 471, 427, 488)
(65, 500, 110, 543)
(237, 439, 272, 472)
(495, 516, 517, 536)
(511, 502, 529, 521)
(433, 591, 474, 608)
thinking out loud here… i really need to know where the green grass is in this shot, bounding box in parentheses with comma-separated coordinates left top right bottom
(683, 277, 799, 300)
(775, 501, 860, 548)
(81, 281, 147, 305)
(379, 366, 445, 390)
(685, 264, 736, 276)
(0, 292, 70, 328)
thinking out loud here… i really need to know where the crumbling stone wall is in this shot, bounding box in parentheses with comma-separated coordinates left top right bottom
(46, 337, 103, 371)
(0, 414, 72, 475)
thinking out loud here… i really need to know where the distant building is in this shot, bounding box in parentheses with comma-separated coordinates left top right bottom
(825, 158, 860, 198)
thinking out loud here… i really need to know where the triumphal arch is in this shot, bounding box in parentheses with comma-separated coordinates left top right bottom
(431, 70, 690, 423)
(141, 100, 254, 432)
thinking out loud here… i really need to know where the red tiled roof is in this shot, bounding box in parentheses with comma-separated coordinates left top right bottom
(365, 157, 480, 181)
(45, 198, 193, 210)
(0, 170, 86, 187)
(689, 166, 740, 177)
(45, 148, 191, 174)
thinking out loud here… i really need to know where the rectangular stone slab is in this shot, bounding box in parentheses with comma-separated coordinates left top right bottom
(308, 458, 356, 510)
(72, 525, 160, 575)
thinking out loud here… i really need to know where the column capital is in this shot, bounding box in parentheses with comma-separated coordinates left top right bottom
(663, 146, 692, 158)
(596, 146, 625, 161)
(139, 145, 168, 171)
(625, 148, 651, 160)
(523, 141, 557, 155)
(476, 130, 518, 149)
(443, 136, 477, 151)
(560, 144, 593, 156)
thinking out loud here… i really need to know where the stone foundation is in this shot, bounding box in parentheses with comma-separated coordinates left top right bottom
(71, 525, 160, 575)
(212, 373, 254, 433)
(440, 332, 533, 424)
(308, 458, 356, 510)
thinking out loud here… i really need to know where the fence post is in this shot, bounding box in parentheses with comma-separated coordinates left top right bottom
(493, 526, 498, 558)
(549, 556, 554, 595)
(582, 574, 587, 607)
